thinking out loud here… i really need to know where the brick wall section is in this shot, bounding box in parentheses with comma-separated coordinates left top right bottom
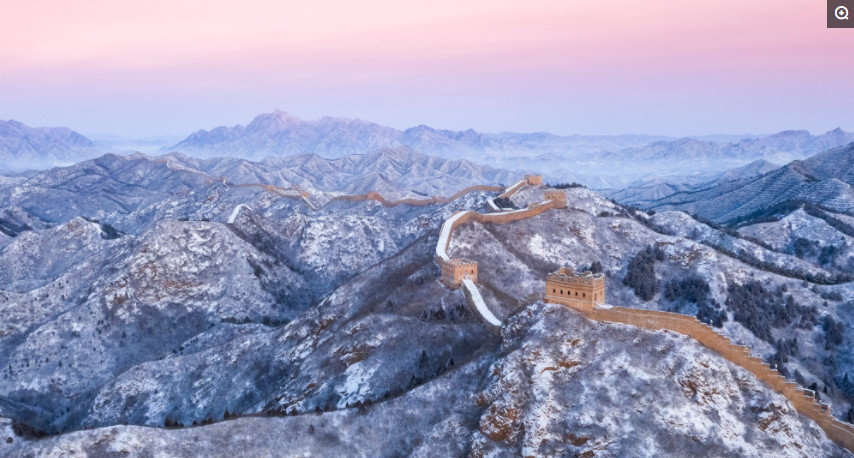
(436, 200, 560, 264)
(330, 185, 504, 207)
(553, 300, 854, 452)
(497, 180, 527, 199)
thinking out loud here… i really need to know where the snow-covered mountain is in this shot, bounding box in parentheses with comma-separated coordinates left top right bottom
(164, 111, 854, 190)
(0, 120, 101, 171)
(551, 129, 854, 189)
(163, 146, 520, 197)
(2, 152, 853, 455)
(1, 303, 846, 456)
(165, 110, 667, 162)
(604, 158, 783, 206)
(647, 143, 854, 224)
(6, 110, 853, 194)
(0, 149, 520, 237)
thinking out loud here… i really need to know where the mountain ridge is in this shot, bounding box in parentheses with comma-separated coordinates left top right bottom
(0, 120, 100, 170)
(164, 110, 672, 160)
(162, 111, 854, 189)
(646, 143, 854, 223)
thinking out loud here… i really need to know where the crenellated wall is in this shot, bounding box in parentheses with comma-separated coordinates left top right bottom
(437, 178, 552, 328)
(497, 179, 527, 199)
(553, 300, 854, 452)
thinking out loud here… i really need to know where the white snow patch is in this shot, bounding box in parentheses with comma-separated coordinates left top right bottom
(340, 361, 377, 404)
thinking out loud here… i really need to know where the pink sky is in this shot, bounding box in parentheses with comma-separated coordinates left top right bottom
(1, 0, 852, 138)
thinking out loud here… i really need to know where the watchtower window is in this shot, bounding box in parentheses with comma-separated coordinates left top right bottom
(553, 289, 556, 293)
(583, 293, 586, 298)
(575, 291, 578, 296)
(560, 290, 563, 294)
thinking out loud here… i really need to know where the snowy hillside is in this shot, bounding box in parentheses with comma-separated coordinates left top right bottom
(448, 186, 854, 426)
(646, 144, 854, 223)
(1, 156, 852, 455)
(2, 304, 847, 457)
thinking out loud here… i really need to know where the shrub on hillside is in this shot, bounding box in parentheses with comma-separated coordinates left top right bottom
(663, 274, 726, 327)
(550, 182, 586, 189)
(823, 315, 844, 349)
(492, 197, 516, 209)
(623, 245, 664, 301)
(725, 280, 817, 342)
(663, 275, 710, 304)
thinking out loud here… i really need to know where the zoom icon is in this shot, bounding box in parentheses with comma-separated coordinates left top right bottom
(829, 1, 854, 27)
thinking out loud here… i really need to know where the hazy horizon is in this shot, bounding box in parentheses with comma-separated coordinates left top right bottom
(5, 110, 851, 145)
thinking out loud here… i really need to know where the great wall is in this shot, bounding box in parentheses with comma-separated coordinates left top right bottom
(196, 157, 854, 452)
(430, 174, 854, 453)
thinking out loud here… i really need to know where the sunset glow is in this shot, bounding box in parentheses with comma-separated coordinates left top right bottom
(1, 0, 851, 137)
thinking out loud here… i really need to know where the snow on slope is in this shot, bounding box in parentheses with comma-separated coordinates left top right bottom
(472, 303, 848, 457)
(2, 303, 847, 457)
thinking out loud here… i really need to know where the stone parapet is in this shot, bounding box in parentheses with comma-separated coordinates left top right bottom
(549, 299, 854, 453)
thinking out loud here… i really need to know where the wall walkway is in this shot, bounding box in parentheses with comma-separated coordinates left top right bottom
(554, 301, 854, 452)
(436, 179, 558, 329)
(462, 278, 501, 327)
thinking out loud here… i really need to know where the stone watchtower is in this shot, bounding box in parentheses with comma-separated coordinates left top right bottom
(545, 267, 605, 313)
(544, 189, 567, 208)
(525, 175, 543, 186)
(441, 259, 478, 288)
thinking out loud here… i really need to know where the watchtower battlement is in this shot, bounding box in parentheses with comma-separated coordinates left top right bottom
(440, 258, 478, 288)
(543, 189, 567, 208)
(545, 267, 605, 313)
(525, 175, 543, 186)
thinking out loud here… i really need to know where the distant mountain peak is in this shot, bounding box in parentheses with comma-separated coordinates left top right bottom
(247, 110, 304, 129)
(768, 129, 811, 138)
(0, 119, 99, 171)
